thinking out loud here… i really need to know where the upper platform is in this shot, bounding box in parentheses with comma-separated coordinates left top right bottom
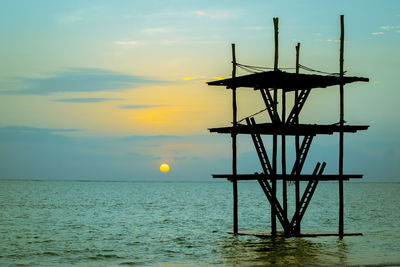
(209, 123, 369, 136)
(207, 70, 368, 90)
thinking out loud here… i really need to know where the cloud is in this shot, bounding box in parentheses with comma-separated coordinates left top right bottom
(119, 104, 167, 109)
(1, 68, 166, 95)
(327, 39, 340, 42)
(141, 28, 172, 34)
(182, 75, 225, 82)
(371, 32, 384, 35)
(0, 126, 78, 142)
(54, 98, 121, 103)
(114, 41, 141, 46)
(381, 25, 396, 30)
(241, 26, 267, 31)
(160, 40, 223, 45)
(196, 10, 232, 19)
(380, 25, 400, 30)
(183, 76, 207, 81)
(120, 135, 179, 141)
(58, 7, 104, 24)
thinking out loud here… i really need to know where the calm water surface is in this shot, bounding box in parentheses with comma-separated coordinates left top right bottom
(0, 180, 399, 266)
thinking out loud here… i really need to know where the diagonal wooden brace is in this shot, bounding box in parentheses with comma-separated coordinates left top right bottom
(290, 162, 326, 231)
(291, 135, 314, 175)
(286, 88, 311, 124)
(260, 88, 281, 124)
(257, 178, 292, 232)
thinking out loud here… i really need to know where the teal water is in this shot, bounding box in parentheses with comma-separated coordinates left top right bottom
(0, 180, 399, 266)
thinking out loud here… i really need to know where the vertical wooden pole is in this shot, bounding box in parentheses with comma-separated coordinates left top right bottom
(295, 42, 301, 235)
(339, 15, 345, 237)
(271, 17, 279, 236)
(282, 88, 287, 234)
(231, 43, 238, 234)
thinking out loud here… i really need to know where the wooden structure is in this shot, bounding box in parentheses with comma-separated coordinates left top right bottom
(207, 16, 369, 237)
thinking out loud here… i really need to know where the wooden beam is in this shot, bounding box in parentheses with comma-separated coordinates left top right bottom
(274, 17, 279, 71)
(271, 17, 279, 236)
(339, 15, 344, 237)
(295, 42, 301, 235)
(282, 83, 287, 227)
(212, 173, 363, 180)
(231, 43, 238, 234)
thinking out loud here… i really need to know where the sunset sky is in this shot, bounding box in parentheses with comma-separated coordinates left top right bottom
(0, 0, 399, 181)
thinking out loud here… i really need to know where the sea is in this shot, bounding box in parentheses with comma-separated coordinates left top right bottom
(0, 180, 399, 266)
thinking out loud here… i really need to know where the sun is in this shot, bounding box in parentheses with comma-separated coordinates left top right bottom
(160, 163, 170, 173)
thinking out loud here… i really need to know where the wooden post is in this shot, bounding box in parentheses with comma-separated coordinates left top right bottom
(271, 17, 279, 236)
(339, 15, 344, 237)
(295, 42, 301, 235)
(282, 88, 287, 234)
(231, 43, 238, 234)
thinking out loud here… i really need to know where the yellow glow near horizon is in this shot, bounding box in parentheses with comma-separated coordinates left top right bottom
(160, 163, 170, 173)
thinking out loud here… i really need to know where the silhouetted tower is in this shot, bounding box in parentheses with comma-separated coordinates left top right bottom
(207, 16, 369, 237)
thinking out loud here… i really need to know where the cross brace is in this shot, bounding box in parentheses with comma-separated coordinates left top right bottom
(246, 117, 273, 173)
(260, 88, 281, 124)
(291, 135, 313, 175)
(247, 116, 325, 235)
(286, 89, 311, 124)
(290, 162, 326, 231)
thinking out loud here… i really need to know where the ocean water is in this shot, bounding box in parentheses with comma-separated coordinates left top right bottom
(0, 180, 399, 266)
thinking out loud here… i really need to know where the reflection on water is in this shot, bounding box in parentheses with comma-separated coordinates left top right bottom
(220, 235, 350, 266)
(1, 181, 400, 266)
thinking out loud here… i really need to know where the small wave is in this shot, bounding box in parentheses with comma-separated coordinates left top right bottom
(119, 261, 142, 265)
(38, 251, 60, 256)
(88, 254, 124, 260)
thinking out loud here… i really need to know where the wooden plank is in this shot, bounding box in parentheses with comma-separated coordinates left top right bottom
(212, 174, 363, 180)
(227, 230, 363, 238)
(207, 71, 369, 89)
(209, 123, 369, 135)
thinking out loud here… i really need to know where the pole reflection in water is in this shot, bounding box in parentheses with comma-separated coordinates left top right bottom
(220, 235, 349, 266)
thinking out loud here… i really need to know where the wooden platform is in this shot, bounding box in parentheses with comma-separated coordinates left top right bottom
(227, 229, 363, 238)
(213, 173, 362, 181)
(209, 123, 369, 136)
(207, 70, 369, 90)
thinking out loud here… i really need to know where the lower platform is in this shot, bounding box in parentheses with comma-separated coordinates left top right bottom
(227, 229, 363, 238)
(213, 173, 363, 181)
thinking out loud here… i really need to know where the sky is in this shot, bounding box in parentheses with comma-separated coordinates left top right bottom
(0, 0, 399, 181)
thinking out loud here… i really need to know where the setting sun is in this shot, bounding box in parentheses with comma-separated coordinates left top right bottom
(160, 163, 170, 173)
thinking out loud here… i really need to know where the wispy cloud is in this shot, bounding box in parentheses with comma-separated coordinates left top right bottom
(119, 105, 167, 109)
(114, 39, 222, 47)
(380, 25, 400, 30)
(241, 26, 267, 31)
(327, 39, 340, 42)
(114, 41, 141, 46)
(58, 7, 104, 24)
(371, 25, 400, 36)
(183, 76, 224, 82)
(120, 135, 179, 141)
(141, 28, 172, 34)
(160, 40, 223, 45)
(196, 10, 232, 19)
(183, 76, 207, 81)
(54, 98, 122, 103)
(0, 126, 78, 142)
(1, 68, 166, 95)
